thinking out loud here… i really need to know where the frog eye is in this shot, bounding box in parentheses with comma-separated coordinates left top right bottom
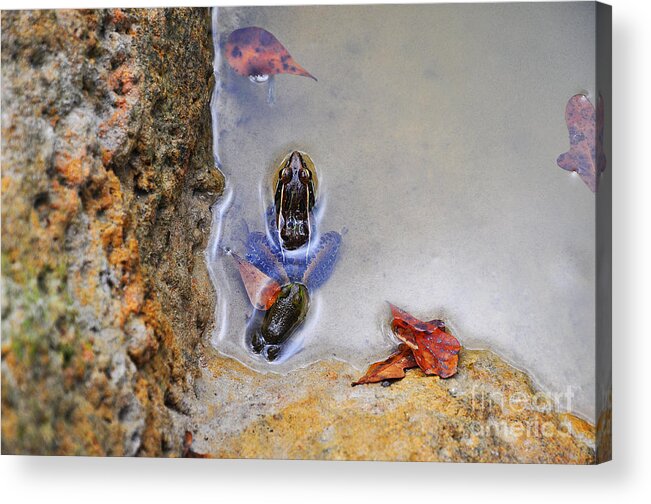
(299, 152, 318, 197)
(280, 167, 292, 182)
(299, 167, 310, 182)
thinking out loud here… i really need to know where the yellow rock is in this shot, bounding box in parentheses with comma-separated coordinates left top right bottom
(189, 348, 596, 464)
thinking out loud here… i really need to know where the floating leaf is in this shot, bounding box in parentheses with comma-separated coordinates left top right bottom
(225, 27, 317, 81)
(232, 252, 282, 310)
(352, 344, 418, 386)
(182, 431, 209, 458)
(557, 94, 606, 192)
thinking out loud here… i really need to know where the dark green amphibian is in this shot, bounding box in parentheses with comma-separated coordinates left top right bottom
(245, 151, 341, 362)
(249, 283, 310, 361)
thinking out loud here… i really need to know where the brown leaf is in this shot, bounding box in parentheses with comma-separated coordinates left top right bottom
(389, 303, 461, 379)
(352, 344, 418, 386)
(388, 303, 445, 347)
(411, 328, 461, 378)
(557, 94, 606, 192)
(182, 431, 209, 458)
(225, 27, 317, 81)
(232, 252, 282, 310)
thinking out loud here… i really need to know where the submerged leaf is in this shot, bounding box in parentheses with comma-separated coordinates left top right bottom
(225, 27, 317, 81)
(231, 252, 282, 310)
(557, 94, 606, 192)
(352, 344, 417, 386)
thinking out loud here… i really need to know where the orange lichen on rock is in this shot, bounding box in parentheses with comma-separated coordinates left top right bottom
(107, 64, 138, 95)
(121, 273, 145, 326)
(1, 8, 222, 458)
(54, 144, 91, 187)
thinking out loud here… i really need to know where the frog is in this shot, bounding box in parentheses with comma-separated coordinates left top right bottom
(273, 149, 317, 251)
(249, 283, 310, 361)
(244, 151, 341, 361)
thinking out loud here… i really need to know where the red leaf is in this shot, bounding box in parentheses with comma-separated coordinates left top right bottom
(388, 303, 445, 345)
(182, 431, 209, 458)
(557, 94, 606, 192)
(389, 303, 461, 379)
(411, 328, 460, 378)
(231, 252, 282, 310)
(225, 27, 317, 81)
(353, 305, 461, 387)
(352, 344, 418, 386)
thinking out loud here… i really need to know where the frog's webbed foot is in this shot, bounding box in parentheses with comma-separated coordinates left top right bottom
(302, 231, 341, 291)
(250, 324, 282, 362)
(264, 204, 281, 248)
(245, 232, 288, 285)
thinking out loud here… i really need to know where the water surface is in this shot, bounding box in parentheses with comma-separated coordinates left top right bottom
(207, 3, 596, 420)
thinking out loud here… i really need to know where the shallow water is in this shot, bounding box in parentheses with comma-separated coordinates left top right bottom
(207, 3, 597, 420)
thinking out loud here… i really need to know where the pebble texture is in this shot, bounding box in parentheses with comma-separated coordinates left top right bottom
(1, 8, 222, 456)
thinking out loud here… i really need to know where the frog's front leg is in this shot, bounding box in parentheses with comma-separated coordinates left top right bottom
(264, 204, 275, 231)
(301, 231, 341, 291)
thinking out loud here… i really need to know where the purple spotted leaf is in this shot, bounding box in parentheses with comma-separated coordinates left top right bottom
(225, 27, 316, 81)
(557, 94, 606, 192)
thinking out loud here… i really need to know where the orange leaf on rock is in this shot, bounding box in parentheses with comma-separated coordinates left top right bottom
(225, 27, 317, 81)
(352, 344, 418, 386)
(388, 303, 419, 349)
(352, 305, 461, 387)
(388, 303, 446, 347)
(389, 303, 461, 379)
(411, 328, 460, 378)
(232, 252, 282, 310)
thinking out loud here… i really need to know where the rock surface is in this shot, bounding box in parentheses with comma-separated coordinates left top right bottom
(187, 348, 596, 463)
(1, 8, 222, 455)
